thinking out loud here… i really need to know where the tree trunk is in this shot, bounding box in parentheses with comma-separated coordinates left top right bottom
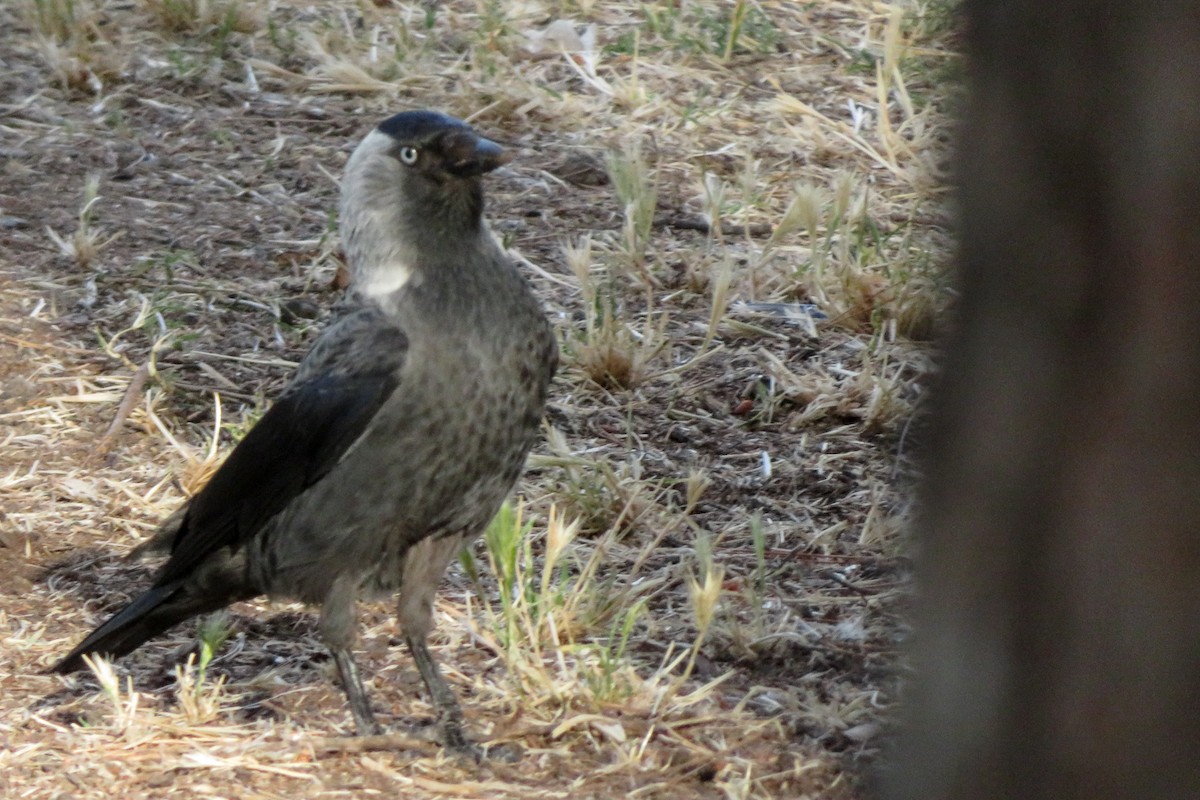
(885, 3, 1200, 799)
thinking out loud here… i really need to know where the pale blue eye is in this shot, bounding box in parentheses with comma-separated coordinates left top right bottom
(399, 146, 419, 165)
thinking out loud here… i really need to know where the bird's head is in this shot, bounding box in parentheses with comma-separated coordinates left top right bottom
(339, 111, 511, 299)
(374, 110, 512, 181)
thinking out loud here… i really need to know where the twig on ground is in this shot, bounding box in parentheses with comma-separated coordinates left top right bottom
(95, 362, 152, 456)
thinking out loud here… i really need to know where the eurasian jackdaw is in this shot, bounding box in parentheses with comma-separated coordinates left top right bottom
(50, 110, 558, 752)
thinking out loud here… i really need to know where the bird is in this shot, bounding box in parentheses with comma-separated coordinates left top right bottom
(49, 110, 558, 753)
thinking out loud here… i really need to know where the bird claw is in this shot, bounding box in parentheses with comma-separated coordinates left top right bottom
(479, 741, 523, 763)
(439, 719, 482, 760)
(354, 717, 384, 737)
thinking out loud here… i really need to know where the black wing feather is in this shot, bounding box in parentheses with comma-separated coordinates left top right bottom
(157, 315, 407, 586)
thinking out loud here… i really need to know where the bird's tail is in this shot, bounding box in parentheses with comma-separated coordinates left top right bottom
(48, 582, 230, 674)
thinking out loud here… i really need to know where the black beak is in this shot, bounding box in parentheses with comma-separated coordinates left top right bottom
(442, 130, 512, 177)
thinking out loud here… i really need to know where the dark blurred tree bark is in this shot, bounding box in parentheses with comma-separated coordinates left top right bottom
(884, 3, 1200, 799)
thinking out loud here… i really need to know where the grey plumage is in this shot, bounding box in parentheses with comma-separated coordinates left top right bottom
(51, 110, 558, 752)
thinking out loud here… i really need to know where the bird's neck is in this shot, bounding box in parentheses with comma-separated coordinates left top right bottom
(342, 194, 492, 302)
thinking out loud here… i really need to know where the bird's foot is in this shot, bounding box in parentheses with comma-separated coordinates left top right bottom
(479, 741, 523, 763)
(440, 720, 483, 762)
(353, 714, 383, 737)
(345, 688, 383, 736)
(388, 716, 481, 759)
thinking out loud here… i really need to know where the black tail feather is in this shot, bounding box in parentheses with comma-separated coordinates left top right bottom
(48, 582, 224, 674)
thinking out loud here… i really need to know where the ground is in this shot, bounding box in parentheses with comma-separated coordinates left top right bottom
(0, 2, 956, 798)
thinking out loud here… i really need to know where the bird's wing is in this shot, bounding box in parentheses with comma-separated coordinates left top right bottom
(156, 308, 408, 586)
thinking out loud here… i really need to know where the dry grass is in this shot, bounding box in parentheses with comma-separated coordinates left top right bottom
(0, 0, 958, 797)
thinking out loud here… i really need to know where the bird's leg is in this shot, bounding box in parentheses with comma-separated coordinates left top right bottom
(406, 632, 474, 754)
(332, 646, 382, 736)
(320, 575, 380, 736)
(396, 534, 479, 755)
